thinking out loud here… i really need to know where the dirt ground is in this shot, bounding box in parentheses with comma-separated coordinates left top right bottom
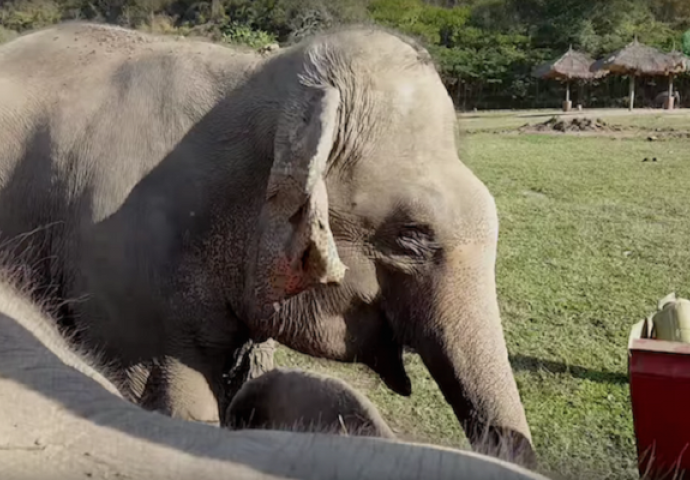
(520, 116, 690, 139)
(457, 108, 690, 139)
(520, 117, 624, 134)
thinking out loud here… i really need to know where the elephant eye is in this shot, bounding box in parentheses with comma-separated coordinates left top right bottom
(396, 224, 438, 258)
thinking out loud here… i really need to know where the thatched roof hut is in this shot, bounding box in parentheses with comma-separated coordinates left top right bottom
(592, 39, 681, 76)
(664, 50, 690, 108)
(532, 47, 606, 110)
(591, 39, 683, 110)
(533, 47, 606, 81)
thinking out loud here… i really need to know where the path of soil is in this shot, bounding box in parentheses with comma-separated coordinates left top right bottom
(521, 117, 623, 133)
(516, 116, 690, 139)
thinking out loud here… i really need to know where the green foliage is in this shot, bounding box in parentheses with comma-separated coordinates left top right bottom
(0, 25, 18, 44)
(683, 30, 690, 55)
(220, 21, 276, 48)
(0, 0, 61, 32)
(0, 0, 689, 108)
(368, 0, 471, 45)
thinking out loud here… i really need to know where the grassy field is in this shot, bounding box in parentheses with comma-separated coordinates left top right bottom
(275, 109, 690, 479)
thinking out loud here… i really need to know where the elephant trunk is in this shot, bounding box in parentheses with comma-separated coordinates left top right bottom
(414, 244, 536, 467)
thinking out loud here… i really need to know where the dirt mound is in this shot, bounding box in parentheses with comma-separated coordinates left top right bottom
(521, 117, 625, 133)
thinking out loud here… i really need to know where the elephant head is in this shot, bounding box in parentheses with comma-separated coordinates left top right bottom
(243, 28, 535, 466)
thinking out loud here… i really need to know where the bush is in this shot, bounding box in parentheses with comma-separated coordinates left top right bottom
(0, 0, 61, 32)
(0, 25, 18, 43)
(220, 22, 276, 49)
(1, 0, 689, 108)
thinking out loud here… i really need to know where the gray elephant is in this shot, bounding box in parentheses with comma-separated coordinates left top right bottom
(226, 367, 396, 439)
(0, 23, 534, 463)
(654, 90, 681, 108)
(0, 265, 550, 480)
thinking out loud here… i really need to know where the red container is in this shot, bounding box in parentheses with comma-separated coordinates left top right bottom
(629, 324, 690, 479)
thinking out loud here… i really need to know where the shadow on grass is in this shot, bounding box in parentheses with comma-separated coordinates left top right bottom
(510, 354, 629, 385)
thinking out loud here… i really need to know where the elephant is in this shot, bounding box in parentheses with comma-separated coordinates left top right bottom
(0, 264, 551, 480)
(226, 367, 396, 439)
(653, 90, 681, 109)
(0, 22, 534, 464)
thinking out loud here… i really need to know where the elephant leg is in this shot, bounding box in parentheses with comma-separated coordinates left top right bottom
(132, 340, 277, 427)
(139, 354, 225, 426)
(220, 339, 277, 427)
(248, 339, 276, 380)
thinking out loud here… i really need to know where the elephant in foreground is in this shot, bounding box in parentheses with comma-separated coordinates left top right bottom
(0, 266, 554, 480)
(0, 22, 533, 462)
(226, 367, 396, 439)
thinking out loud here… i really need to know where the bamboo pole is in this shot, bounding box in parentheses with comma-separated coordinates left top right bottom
(629, 74, 636, 111)
(579, 81, 584, 108)
(562, 79, 572, 111)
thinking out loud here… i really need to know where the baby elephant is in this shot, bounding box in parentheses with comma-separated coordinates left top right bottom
(226, 368, 396, 439)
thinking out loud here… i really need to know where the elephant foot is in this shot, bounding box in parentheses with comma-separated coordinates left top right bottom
(220, 339, 277, 427)
(248, 339, 276, 380)
(138, 356, 222, 425)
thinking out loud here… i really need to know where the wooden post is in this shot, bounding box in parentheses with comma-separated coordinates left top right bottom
(629, 74, 636, 111)
(579, 81, 585, 108)
(667, 75, 675, 110)
(562, 80, 572, 111)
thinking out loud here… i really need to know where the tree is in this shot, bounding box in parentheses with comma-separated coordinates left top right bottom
(1, 0, 689, 108)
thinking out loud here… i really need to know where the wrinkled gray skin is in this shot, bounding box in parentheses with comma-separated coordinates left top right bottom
(0, 266, 554, 480)
(226, 367, 396, 439)
(0, 22, 534, 463)
(653, 90, 680, 108)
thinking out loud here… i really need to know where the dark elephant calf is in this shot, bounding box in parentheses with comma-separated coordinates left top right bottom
(226, 368, 396, 439)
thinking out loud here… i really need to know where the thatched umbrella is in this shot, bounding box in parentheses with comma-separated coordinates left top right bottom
(591, 39, 683, 110)
(532, 46, 607, 110)
(666, 49, 690, 106)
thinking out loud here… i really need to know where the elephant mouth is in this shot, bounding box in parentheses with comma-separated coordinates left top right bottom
(377, 354, 412, 397)
(366, 314, 412, 397)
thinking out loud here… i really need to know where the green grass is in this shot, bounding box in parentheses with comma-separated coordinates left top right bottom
(610, 113, 690, 130)
(277, 112, 690, 479)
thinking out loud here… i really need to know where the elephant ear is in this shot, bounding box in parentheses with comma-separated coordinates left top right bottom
(250, 85, 347, 319)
